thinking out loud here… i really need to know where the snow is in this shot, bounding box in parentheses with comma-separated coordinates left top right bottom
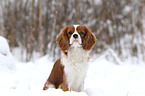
(0, 36, 10, 55)
(123, 6, 132, 15)
(0, 36, 145, 96)
(86, 59, 145, 96)
(94, 0, 102, 5)
(0, 36, 16, 71)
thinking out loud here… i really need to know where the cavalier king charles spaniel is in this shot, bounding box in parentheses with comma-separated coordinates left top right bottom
(43, 25, 96, 92)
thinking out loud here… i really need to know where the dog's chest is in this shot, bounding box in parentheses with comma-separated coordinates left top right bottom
(61, 47, 89, 91)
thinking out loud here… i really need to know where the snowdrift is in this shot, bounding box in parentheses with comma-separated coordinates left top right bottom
(0, 36, 145, 96)
(0, 36, 16, 71)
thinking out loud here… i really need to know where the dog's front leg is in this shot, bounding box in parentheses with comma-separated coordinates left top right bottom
(59, 82, 69, 91)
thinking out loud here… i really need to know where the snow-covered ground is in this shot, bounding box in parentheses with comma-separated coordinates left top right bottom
(1, 36, 145, 96)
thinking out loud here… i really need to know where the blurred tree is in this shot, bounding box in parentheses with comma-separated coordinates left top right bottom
(39, 0, 43, 56)
(0, 0, 145, 62)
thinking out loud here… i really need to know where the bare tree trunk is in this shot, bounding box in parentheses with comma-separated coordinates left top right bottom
(9, 1, 16, 51)
(49, 10, 57, 56)
(0, 1, 5, 37)
(27, 0, 35, 61)
(49, 0, 58, 57)
(140, 1, 145, 61)
(39, 0, 43, 56)
(9, 17, 15, 51)
(0, 23, 5, 37)
(75, 0, 81, 24)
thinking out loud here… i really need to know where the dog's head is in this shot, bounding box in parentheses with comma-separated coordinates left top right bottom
(56, 25, 96, 52)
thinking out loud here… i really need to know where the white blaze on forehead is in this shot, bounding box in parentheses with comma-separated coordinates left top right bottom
(73, 25, 79, 32)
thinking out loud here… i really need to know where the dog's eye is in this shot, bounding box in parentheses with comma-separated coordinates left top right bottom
(68, 31, 73, 35)
(79, 32, 84, 35)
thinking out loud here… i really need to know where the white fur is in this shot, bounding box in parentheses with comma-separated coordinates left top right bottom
(46, 84, 55, 88)
(70, 25, 82, 45)
(61, 46, 89, 92)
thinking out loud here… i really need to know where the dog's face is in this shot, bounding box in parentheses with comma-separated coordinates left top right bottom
(56, 25, 96, 52)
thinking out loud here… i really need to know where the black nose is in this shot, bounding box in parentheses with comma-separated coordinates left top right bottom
(73, 34, 78, 39)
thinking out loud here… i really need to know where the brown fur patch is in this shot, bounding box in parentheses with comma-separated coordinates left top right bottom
(43, 58, 64, 90)
(56, 25, 75, 52)
(77, 25, 96, 51)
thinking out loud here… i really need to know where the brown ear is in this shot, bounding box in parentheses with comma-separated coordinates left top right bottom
(56, 27, 69, 52)
(82, 27, 96, 51)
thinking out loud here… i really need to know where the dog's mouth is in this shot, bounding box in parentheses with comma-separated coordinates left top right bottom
(69, 40, 82, 46)
(73, 39, 79, 42)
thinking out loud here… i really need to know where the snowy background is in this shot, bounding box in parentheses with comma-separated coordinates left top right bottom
(0, 0, 145, 96)
(1, 36, 145, 96)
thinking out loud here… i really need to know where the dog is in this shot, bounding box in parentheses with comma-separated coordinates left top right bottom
(43, 25, 96, 92)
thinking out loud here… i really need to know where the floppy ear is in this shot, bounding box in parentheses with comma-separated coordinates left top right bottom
(56, 26, 69, 52)
(82, 26, 96, 51)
